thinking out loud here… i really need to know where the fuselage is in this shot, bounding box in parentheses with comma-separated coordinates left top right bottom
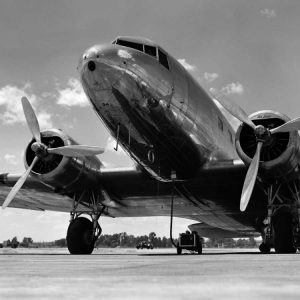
(78, 36, 239, 181)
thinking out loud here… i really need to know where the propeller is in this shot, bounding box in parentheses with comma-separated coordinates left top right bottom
(21, 97, 41, 143)
(2, 157, 39, 209)
(215, 94, 256, 130)
(270, 117, 300, 134)
(2, 96, 104, 209)
(240, 142, 262, 212)
(47, 145, 104, 157)
(216, 94, 300, 211)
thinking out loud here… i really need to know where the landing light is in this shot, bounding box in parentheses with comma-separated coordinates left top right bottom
(88, 61, 96, 72)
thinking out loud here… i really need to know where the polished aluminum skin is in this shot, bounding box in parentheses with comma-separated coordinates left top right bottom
(78, 37, 238, 181)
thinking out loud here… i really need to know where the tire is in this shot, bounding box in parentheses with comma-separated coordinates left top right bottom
(259, 243, 271, 254)
(177, 247, 182, 255)
(67, 217, 95, 255)
(273, 211, 296, 254)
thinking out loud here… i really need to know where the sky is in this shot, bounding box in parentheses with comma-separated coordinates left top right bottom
(1, 0, 300, 241)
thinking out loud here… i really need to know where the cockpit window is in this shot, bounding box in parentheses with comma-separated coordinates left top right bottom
(158, 49, 169, 70)
(113, 38, 170, 71)
(144, 45, 157, 57)
(116, 39, 143, 52)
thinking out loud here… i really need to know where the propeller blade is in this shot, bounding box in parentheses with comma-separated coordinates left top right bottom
(240, 142, 263, 212)
(47, 145, 105, 157)
(21, 96, 41, 143)
(2, 156, 39, 209)
(270, 117, 300, 134)
(215, 94, 256, 130)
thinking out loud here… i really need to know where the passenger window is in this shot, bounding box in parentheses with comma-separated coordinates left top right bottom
(144, 45, 157, 58)
(218, 117, 223, 131)
(158, 49, 169, 69)
(116, 40, 143, 52)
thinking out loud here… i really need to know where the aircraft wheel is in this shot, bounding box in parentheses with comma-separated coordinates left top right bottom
(67, 217, 95, 254)
(273, 211, 296, 254)
(177, 247, 182, 255)
(259, 243, 270, 254)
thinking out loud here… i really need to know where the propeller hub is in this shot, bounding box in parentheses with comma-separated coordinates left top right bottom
(31, 142, 48, 158)
(255, 125, 271, 143)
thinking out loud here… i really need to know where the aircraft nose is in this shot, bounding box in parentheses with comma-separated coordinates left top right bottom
(79, 44, 127, 92)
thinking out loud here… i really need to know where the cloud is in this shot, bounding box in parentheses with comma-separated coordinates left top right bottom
(4, 154, 18, 165)
(56, 78, 89, 107)
(204, 72, 219, 83)
(105, 136, 117, 151)
(0, 83, 36, 125)
(221, 82, 244, 95)
(209, 87, 218, 96)
(260, 8, 276, 18)
(37, 111, 53, 129)
(101, 161, 115, 168)
(178, 59, 197, 71)
(104, 136, 127, 156)
(0, 83, 53, 129)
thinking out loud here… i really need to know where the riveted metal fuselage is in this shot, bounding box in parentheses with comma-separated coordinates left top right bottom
(78, 39, 238, 181)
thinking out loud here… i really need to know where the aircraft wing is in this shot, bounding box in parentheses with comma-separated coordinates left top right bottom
(0, 161, 255, 218)
(1, 161, 266, 238)
(0, 173, 78, 212)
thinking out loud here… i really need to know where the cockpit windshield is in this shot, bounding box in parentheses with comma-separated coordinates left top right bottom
(112, 38, 169, 70)
(115, 39, 143, 52)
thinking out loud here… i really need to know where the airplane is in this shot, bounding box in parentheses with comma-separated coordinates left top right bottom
(2, 36, 300, 254)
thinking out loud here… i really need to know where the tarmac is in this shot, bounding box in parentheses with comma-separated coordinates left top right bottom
(1, 248, 300, 300)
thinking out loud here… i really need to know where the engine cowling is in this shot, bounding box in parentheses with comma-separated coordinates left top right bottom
(24, 129, 102, 193)
(235, 110, 300, 180)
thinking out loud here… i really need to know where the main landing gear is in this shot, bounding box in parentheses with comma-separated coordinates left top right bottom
(66, 191, 105, 254)
(259, 181, 300, 254)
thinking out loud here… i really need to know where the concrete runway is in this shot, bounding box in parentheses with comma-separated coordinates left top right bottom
(1, 248, 300, 300)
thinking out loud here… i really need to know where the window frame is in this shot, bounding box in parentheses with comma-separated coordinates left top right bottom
(115, 39, 143, 52)
(143, 45, 157, 58)
(158, 49, 169, 70)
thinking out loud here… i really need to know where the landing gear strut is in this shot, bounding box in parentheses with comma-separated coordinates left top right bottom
(260, 181, 300, 254)
(67, 191, 105, 254)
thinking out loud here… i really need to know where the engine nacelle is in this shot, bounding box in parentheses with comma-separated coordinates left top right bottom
(24, 129, 102, 193)
(235, 110, 300, 180)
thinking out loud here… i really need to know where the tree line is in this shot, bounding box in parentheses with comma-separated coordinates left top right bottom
(1, 234, 259, 248)
(53, 232, 177, 248)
